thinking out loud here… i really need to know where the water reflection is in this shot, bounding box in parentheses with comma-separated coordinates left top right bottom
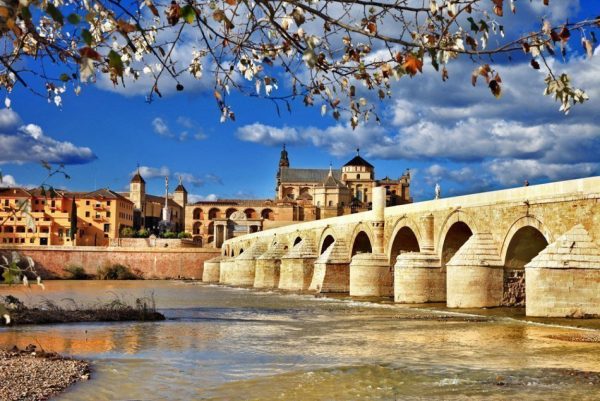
(0, 281, 599, 400)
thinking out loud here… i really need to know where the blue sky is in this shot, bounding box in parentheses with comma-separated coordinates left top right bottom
(1, 0, 599, 202)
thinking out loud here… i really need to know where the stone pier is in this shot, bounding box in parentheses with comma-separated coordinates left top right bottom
(255, 241, 288, 288)
(309, 238, 351, 293)
(230, 241, 268, 286)
(279, 238, 317, 291)
(526, 225, 600, 317)
(219, 258, 236, 285)
(394, 252, 444, 303)
(203, 255, 225, 283)
(349, 253, 393, 297)
(446, 233, 504, 308)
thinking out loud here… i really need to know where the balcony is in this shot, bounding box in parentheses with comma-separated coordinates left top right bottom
(93, 203, 104, 210)
(93, 214, 105, 221)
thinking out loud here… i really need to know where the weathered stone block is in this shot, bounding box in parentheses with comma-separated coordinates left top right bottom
(279, 258, 316, 291)
(394, 252, 444, 303)
(349, 253, 392, 297)
(254, 259, 281, 288)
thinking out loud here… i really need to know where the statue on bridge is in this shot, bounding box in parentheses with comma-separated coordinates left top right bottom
(435, 183, 441, 200)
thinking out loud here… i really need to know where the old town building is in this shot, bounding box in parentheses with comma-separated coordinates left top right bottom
(0, 148, 410, 248)
(185, 146, 411, 247)
(0, 187, 134, 246)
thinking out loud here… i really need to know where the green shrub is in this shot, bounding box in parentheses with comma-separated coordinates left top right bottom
(136, 228, 150, 238)
(96, 264, 140, 280)
(63, 264, 90, 279)
(177, 232, 191, 239)
(161, 231, 177, 239)
(120, 227, 136, 238)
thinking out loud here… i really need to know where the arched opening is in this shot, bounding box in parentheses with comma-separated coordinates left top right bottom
(293, 237, 302, 246)
(207, 222, 214, 235)
(283, 187, 295, 199)
(225, 208, 238, 218)
(193, 208, 203, 220)
(351, 231, 372, 256)
(389, 226, 420, 264)
(193, 222, 202, 235)
(244, 208, 257, 219)
(441, 222, 473, 267)
(16, 226, 25, 233)
(239, 248, 244, 255)
(321, 235, 335, 254)
(503, 226, 548, 306)
(261, 208, 274, 220)
(505, 226, 548, 269)
(208, 208, 220, 220)
(249, 225, 258, 233)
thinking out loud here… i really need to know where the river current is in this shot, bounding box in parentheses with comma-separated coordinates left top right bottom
(1, 280, 600, 400)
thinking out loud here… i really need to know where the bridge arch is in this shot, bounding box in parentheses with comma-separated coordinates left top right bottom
(387, 217, 422, 264)
(438, 210, 477, 267)
(349, 222, 374, 257)
(436, 209, 478, 261)
(317, 227, 338, 255)
(501, 216, 552, 268)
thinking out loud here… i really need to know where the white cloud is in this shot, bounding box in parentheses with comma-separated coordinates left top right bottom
(236, 123, 301, 146)
(132, 165, 171, 180)
(152, 117, 170, 137)
(151, 116, 208, 141)
(188, 193, 219, 203)
(174, 172, 223, 187)
(0, 110, 96, 165)
(0, 173, 18, 188)
(487, 160, 599, 186)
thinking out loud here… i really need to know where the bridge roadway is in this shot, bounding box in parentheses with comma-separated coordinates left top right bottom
(204, 177, 600, 317)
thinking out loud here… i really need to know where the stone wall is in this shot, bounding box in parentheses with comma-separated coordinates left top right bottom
(109, 238, 198, 248)
(1, 245, 220, 280)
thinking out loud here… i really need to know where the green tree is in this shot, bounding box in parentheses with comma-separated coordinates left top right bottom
(0, 0, 596, 121)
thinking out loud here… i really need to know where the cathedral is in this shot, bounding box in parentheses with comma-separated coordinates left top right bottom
(126, 146, 412, 247)
(275, 145, 411, 220)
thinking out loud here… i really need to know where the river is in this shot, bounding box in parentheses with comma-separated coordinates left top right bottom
(1, 281, 600, 400)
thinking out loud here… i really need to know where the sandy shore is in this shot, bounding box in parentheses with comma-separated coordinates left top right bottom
(0, 346, 90, 401)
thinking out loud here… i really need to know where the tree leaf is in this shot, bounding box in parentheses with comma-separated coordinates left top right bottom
(108, 50, 124, 77)
(82, 29, 93, 46)
(181, 5, 196, 24)
(46, 4, 64, 25)
(67, 13, 81, 24)
(402, 54, 423, 76)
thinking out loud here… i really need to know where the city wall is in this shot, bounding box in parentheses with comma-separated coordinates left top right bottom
(0, 245, 220, 279)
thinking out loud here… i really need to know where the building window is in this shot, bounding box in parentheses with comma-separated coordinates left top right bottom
(106, 211, 111, 217)
(357, 174, 361, 179)
(107, 201, 111, 206)
(103, 224, 110, 233)
(58, 229, 63, 237)
(85, 211, 90, 217)
(86, 200, 90, 205)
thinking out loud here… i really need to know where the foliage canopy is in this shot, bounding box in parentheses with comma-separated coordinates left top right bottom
(0, 0, 598, 122)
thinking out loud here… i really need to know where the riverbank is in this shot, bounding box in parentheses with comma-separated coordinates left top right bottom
(1, 295, 165, 326)
(0, 346, 89, 401)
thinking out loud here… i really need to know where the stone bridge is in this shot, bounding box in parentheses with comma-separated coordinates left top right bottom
(205, 177, 600, 317)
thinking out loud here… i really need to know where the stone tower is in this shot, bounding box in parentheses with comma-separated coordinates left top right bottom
(173, 176, 188, 208)
(130, 167, 146, 211)
(276, 144, 290, 197)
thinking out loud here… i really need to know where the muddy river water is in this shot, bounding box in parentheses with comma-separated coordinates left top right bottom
(1, 280, 600, 400)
